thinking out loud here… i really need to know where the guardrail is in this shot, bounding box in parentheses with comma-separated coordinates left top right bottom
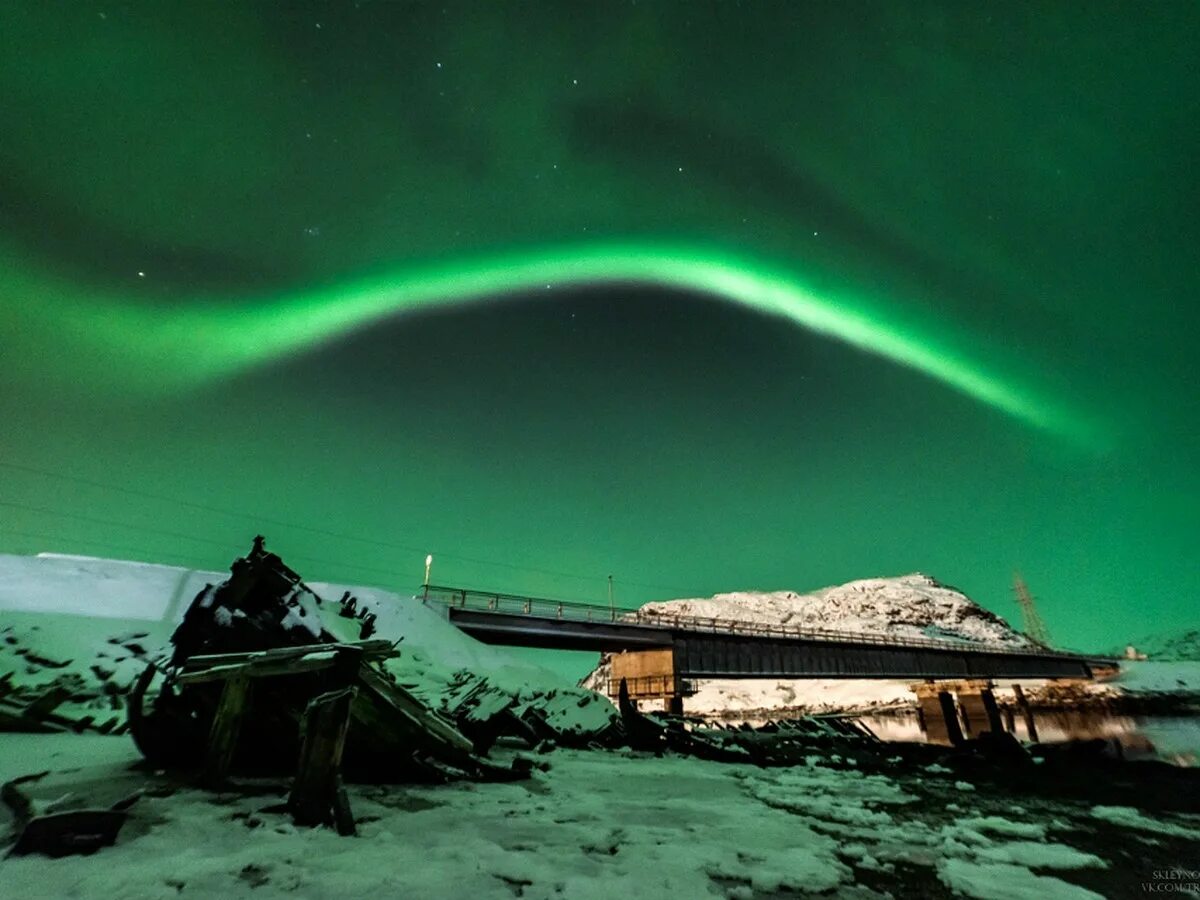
(607, 675, 686, 698)
(421, 585, 1112, 663)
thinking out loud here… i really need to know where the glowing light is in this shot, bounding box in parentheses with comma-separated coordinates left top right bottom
(3, 241, 1100, 442)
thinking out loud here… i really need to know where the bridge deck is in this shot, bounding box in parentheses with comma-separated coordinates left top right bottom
(422, 585, 1114, 681)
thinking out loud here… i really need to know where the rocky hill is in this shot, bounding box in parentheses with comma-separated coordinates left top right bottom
(582, 573, 1032, 714)
(1115, 628, 1200, 662)
(633, 573, 1032, 647)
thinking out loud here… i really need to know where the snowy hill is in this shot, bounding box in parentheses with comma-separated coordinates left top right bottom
(1115, 628, 1200, 662)
(584, 573, 1032, 715)
(637, 573, 1033, 648)
(0, 551, 614, 734)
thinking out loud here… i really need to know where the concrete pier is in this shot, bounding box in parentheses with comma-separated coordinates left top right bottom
(957, 680, 1004, 736)
(913, 682, 966, 746)
(1012, 683, 1039, 742)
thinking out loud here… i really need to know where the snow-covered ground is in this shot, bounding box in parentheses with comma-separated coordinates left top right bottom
(1109, 661, 1200, 695)
(683, 677, 918, 717)
(0, 552, 222, 622)
(0, 551, 559, 691)
(5, 551, 1197, 727)
(2, 732, 1198, 899)
(1115, 629, 1200, 663)
(681, 664, 1200, 720)
(4, 553, 1200, 897)
(0, 551, 611, 732)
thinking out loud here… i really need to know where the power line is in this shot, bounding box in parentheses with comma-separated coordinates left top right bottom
(0, 458, 699, 597)
(0, 527, 206, 568)
(0, 501, 407, 584)
(1, 500, 234, 550)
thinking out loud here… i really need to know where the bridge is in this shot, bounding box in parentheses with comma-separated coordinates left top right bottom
(421, 585, 1117, 709)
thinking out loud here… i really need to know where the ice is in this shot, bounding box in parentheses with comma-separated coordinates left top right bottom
(0, 734, 1147, 900)
(953, 816, 1047, 840)
(1090, 805, 1200, 839)
(1111, 660, 1200, 694)
(937, 859, 1105, 899)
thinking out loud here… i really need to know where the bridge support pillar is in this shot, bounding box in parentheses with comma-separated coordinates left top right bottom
(1012, 683, 1039, 742)
(912, 683, 965, 747)
(957, 680, 1003, 736)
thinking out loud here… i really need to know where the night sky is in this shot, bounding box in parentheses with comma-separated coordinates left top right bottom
(1, 3, 1197, 672)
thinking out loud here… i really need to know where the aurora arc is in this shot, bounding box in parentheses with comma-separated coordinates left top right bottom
(8, 241, 1096, 441)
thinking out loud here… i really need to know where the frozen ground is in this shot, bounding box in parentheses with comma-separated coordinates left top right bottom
(1108, 661, 1200, 695)
(2, 733, 1199, 899)
(3, 553, 1200, 896)
(679, 663, 1200, 721)
(0, 551, 606, 727)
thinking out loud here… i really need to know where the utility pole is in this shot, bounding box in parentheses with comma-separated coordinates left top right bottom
(424, 554, 433, 588)
(608, 574, 614, 620)
(1013, 572, 1051, 647)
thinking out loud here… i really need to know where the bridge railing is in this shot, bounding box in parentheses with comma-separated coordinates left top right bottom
(606, 674, 686, 698)
(420, 584, 1106, 662)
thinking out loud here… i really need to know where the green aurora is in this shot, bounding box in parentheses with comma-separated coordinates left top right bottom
(5, 241, 1098, 440)
(1, 2, 1197, 673)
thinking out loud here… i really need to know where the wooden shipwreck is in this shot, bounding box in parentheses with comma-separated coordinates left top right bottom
(127, 539, 531, 832)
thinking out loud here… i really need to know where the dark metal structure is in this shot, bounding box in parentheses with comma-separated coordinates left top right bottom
(423, 585, 1115, 681)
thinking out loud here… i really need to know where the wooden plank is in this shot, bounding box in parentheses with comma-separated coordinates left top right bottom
(356, 665, 476, 756)
(176, 652, 341, 685)
(331, 775, 356, 837)
(1013, 683, 1039, 742)
(21, 686, 70, 721)
(202, 673, 252, 786)
(289, 687, 356, 828)
(182, 639, 397, 670)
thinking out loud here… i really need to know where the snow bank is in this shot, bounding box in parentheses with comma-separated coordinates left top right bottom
(1116, 628, 1200, 662)
(0, 551, 585, 702)
(0, 552, 220, 622)
(1110, 660, 1200, 694)
(2, 732, 1182, 899)
(937, 859, 1104, 900)
(683, 677, 916, 716)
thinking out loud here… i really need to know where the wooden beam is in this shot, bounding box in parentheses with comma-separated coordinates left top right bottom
(181, 639, 397, 670)
(176, 652, 341, 685)
(356, 665, 476, 756)
(289, 687, 357, 828)
(202, 673, 252, 786)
